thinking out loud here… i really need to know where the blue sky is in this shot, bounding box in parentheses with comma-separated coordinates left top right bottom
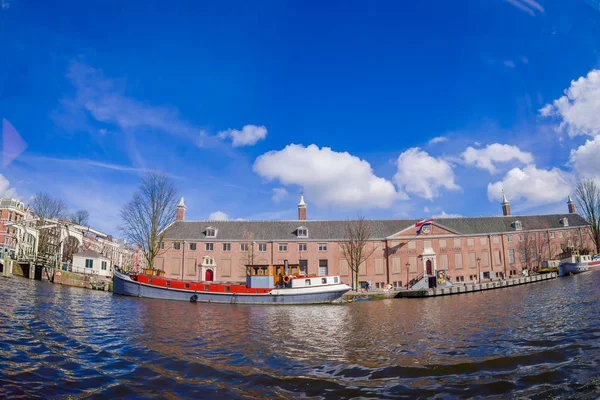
(1, 0, 600, 234)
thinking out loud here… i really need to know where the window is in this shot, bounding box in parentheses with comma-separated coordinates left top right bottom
(541, 232, 547, 239)
(298, 243, 307, 252)
(480, 237, 487, 246)
(562, 217, 569, 227)
(514, 220, 523, 231)
(519, 234, 525, 242)
(439, 239, 447, 248)
(439, 254, 449, 269)
(321, 278, 327, 284)
(408, 241, 416, 249)
(189, 243, 197, 251)
(85, 259, 93, 268)
(508, 249, 515, 264)
(424, 240, 432, 248)
(205, 243, 214, 251)
(455, 276, 464, 282)
(305, 279, 311, 285)
(567, 231, 571, 237)
(550, 232, 555, 239)
(101, 261, 107, 270)
(454, 238, 461, 248)
(297, 228, 308, 238)
(318, 243, 328, 251)
(493, 236, 500, 244)
(206, 228, 217, 238)
(173, 242, 181, 250)
(185, 283, 190, 289)
(559, 231, 563, 238)
(455, 253, 463, 269)
(532, 250, 537, 261)
(507, 235, 513, 243)
(223, 243, 231, 252)
(159, 242, 165, 249)
(204, 285, 210, 290)
(240, 243, 249, 252)
(225, 286, 230, 292)
(278, 243, 288, 252)
(468, 252, 476, 269)
(257, 243, 266, 252)
(481, 251, 489, 267)
(467, 238, 474, 247)
(520, 251, 526, 263)
(334, 276, 339, 283)
(166, 281, 171, 286)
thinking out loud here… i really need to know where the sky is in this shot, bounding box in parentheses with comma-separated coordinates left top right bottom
(1, 0, 600, 235)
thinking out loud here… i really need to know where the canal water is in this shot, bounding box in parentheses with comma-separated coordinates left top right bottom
(1, 272, 600, 399)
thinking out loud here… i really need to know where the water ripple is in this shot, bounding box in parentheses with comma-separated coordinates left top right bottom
(1, 271, 600, 398)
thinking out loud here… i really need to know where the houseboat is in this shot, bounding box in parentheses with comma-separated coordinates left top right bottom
(113, 262, 351, 305)
(557, 248, 600, 277)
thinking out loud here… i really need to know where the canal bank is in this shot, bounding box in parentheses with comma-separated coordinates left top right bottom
(395, 272, 557, 298)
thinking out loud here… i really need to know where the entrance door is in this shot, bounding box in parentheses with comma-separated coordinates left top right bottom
(205, 269, 214, 281)
(426, 260, 433, 275)
(318, 260, 328, 276)
(299, 259, 308, 275)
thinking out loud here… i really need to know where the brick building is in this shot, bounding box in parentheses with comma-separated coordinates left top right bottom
(155, 195, 594, 288)
(0, 198, 34, 259)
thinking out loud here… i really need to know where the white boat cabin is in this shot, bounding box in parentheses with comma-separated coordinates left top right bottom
(245, 263, 341, 289)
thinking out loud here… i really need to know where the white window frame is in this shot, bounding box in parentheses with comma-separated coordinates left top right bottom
(173, 242, 181, 250)
(296, 227, 308, 238)
(223, 243, 231, 252)
(189, 243, 197, 251)
(318, 243, 328, 251)
(258, 243, 267, 252)
(298, 243, 307, 252)
(205, 243, 214, 251)
(240, 243, 249, 252)
(507, 235, 513, 243)
(278, 243, 288, 252)
(550, 232, 555, 239)
(205, 227, 217, 238)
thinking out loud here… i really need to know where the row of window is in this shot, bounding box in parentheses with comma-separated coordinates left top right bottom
(167, 241, 328, 252)
(203, 227, 310, 239)
(85, 259, 108, 270)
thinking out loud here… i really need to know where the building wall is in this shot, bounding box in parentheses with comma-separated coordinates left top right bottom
(154, 226, 594, 286)
(72, 255, 112, 277)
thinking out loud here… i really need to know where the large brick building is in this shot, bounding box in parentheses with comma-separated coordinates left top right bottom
(155, 195, 594, 288)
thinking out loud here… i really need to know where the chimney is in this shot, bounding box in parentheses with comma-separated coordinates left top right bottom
(501, 191, 511, 216)
(567, 195, 576, 214)
(298, 195, 307, 221)
(176, 197, 186, 221)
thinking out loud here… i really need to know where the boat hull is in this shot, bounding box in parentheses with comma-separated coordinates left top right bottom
(113, 270, 351, 305)
(558, 263, 590, 277)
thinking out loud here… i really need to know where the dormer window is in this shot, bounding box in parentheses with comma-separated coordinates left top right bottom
(205, 227, 217, 238)
(513, 220, 523, 231)
(561, 217, 569, 227)
(296, 227, 308, 238)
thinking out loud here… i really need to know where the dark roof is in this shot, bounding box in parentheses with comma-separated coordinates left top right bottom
(162, 214, 590, 241)
(73, 249, 104, 258)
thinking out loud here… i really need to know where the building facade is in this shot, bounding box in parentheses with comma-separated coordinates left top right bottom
(0, 198, 34, 259)
(72, 249, 112, 277)
(155, 196, 594, 288)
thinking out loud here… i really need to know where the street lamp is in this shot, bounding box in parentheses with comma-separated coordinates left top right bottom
(405, 261, 410, 289)
(476, 256, 481, 283)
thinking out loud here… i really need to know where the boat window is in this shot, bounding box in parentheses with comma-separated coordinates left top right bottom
(305, 279, 311, 285)
(166, 281, 171, 286)
(204, 285, 210, 290)
(148, 278, 152, 283)
(334, 277, 339, 283)
(225, 286, 230, 292)
(185, 283, 190, 289)
(321, 278, 327, 284)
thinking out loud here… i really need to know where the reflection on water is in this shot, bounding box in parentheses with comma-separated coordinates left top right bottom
(1, 272, 600, 399)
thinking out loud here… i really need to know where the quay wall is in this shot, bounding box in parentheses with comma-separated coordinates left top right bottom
(53, 270, 112, 292)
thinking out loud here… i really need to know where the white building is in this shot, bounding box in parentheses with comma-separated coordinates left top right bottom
(72, 249, 112, 277)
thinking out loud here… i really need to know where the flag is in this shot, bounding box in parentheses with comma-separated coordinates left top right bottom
(415, 218, 434, 235)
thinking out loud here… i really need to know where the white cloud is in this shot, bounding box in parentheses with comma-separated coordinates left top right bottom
(208, 211, 229, 221)
(424, 206, 430, 213)
(393, 148, 459, 200)
(487, 165, 571, 206)
(503, 60, 516, 68)
(217, 125, 267, 147)
(433, 211, 463, 218)
(504, 0, 544, 16)
(540, 69, 600, 137)
(428, 136, 447, 145)
(569, 135, 600, 181)
(272, 188, 288, 203)
(461, 143, 534, 173)
(0, 174, 17, 198)
(253, 144, 403, 209)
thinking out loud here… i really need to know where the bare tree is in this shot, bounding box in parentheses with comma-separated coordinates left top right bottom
(574, 179, 600, 254)
(535, 233, 551, 268)
(518, 233, 537, 272)
(239, 230, 256, 272)
(30, 192, 68, 219)
(119, 172, 179, 271)
(71, 210, 90, 226)
(340, 217, 376, 291)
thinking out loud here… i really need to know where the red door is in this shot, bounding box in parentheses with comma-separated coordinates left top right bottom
(426, 260, 432, 275)
(205, 269, 214, 281)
